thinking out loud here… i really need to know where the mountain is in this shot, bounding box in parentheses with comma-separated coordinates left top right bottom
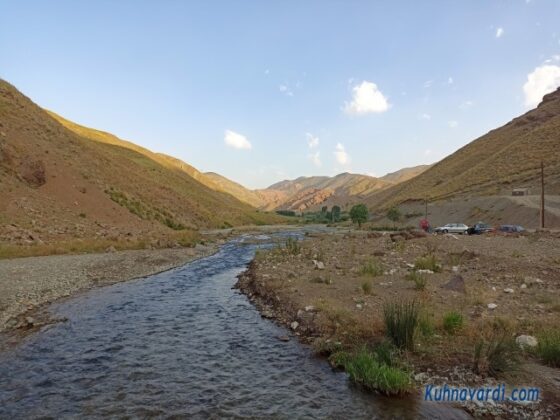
(380, 165, 431, 184)
(204, 172, 265, 208)
(367, 88, 560, 209)
(0, 80, 281, 248)
(260, 173, 393, 211)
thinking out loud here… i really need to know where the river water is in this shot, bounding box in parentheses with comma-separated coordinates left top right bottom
(0, 233, 469, 419)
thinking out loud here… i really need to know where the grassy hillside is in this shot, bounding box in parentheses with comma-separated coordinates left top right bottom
(0, 79, 281, 252)
(380, 164, 431, 184)
(368, 88, 560, 209)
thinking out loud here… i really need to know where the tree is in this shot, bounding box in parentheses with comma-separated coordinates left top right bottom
(349, 204, 368, 228)
(321, 206, 328, 214)
(332, 205, 341, 222)
(387, 207, 402, 227)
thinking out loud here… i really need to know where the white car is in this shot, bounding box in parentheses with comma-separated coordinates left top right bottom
(434, 223, 469, 234)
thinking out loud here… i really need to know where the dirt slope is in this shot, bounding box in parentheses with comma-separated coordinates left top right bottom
(0, 80, 280, 248)
(367, 88, 560, 209)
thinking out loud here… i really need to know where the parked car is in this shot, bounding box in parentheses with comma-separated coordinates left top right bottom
(499, 224, 525, 233)
(434, 223, 469, 234)
(467, 222, 495, 235)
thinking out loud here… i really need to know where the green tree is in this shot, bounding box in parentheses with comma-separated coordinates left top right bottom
(387, 207, 402, 227)
(350, 204, 369, 228)
(321, 206, 328, 214)
(332, 205, 341, 222)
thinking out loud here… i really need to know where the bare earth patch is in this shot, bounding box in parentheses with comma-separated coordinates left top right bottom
(236, 230, 560, 418)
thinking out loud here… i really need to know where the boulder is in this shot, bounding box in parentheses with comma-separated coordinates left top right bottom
(516, 335, 538, 350)
(312, 260, 325, 270)
(442, 275, 466, 293)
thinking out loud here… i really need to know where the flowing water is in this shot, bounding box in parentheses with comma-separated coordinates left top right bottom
(0, 233, 469, 419)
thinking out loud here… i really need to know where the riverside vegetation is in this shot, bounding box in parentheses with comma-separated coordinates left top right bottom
(236, 228, 560, 418)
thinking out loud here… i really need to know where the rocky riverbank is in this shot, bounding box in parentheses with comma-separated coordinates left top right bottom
(0, 244, 216, 334)
(236, 230, 560, 419)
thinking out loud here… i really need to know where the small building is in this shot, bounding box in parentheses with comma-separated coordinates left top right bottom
(512, 187, 530, 196)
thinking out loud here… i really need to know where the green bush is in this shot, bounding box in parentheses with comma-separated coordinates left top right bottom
(406, 271, 427, 290)
(473, 327, 521, 377)
(344, 347, 411, 395)
(414, 254, 441, 272)
(285, 237, 301, 255)
(359, 259, 384, 277)
(383, 300, 419, 350)
(443, 311, 464, 334)
(361, 280, 373, 295)
(418, 313, 435, 337)
(536, 330, 560, 367)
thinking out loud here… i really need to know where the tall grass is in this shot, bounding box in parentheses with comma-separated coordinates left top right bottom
(473, 323, 521, 377)
(359, 259, 384, 276)
(443, 311, 464, 334)
(414, 254, 441, 272)
(383, 300, 419, 350)
(285, 237, 301, 255)
(536, 330, 560, 367)
(405, 271, 427, 290)
(344, 347, 411, 395)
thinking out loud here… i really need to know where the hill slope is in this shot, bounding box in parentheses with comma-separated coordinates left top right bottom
(368, 88, 560, 209)
(0, 80, 280, 248)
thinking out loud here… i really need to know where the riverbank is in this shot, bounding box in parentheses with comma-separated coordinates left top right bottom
(0, 244, 217, 335)
(236, 230, 560, 418)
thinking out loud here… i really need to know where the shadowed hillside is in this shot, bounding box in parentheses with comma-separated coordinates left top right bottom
(367, 88, 560, 209)
(0, 80, 282, 252)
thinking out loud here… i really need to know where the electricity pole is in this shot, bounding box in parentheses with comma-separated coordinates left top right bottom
(540, 161, 545, 229)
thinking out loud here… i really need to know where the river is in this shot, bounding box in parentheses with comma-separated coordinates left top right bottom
(0, 233, 469, 419)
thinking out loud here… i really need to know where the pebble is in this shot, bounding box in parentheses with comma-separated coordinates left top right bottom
(504, 288, 514, 293)
(290, 321, 299, 330)
(487, 303, 498, 310)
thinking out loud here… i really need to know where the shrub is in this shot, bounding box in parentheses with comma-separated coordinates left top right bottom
(418, 313, 435, 337)
(387, 207, 402, 226)
(443, 311, 464, 334)
(406, 271, 427, 290)
(383, 300, 419, 350)
(414, 254, 441, 272)
(361, 280, 373, 295)
(344, 347, 411, 395)
(473, 324, 521, 377)
(359, 259, 384, 277)
(285, 237, 301, 255)
(536, 330, 560, 367)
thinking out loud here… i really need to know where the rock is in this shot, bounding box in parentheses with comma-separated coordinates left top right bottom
(20, 159, 46, 187)
(520, 283, 527, 289)
(312, 260, 325, 270)
(487, 303, 498, 310)
(277, 335, 290, 342)
(356, 304, 363, 310)
(516, 335, 538, 349)
(504, 288, 514, 293)
(105, 245, 116, 253)
(414, 372, 429, 382)
(452, 266, 459, 273)
(304, 305, 316, 312)
(442, 275, 466, 293)
(417, 269, 434, 274)
(290, 321, 299, 330)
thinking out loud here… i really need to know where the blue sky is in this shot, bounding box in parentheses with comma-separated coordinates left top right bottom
(1, 1, 560, 188)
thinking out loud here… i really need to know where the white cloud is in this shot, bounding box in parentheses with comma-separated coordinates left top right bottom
(366, 171, 377, 178)
(496, 27, 504, 38)
(523, 64, 560, 107)
(308, 151, 321, 167)
(423, 80, 433, 88)
(264, 69, 270, 75)
(419, 113, 431, 120)
(459, 100, 474, 109)
(344, 81, 389, 115)
(279, 84, 294, 96)
(447, 77, 454, 85)
(424, 149, 432, 157)
(306, 133, 319, 148)
(224, 130, 252, 150)
(334, 143, 350, 165)
(448, 120, 458, 128)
